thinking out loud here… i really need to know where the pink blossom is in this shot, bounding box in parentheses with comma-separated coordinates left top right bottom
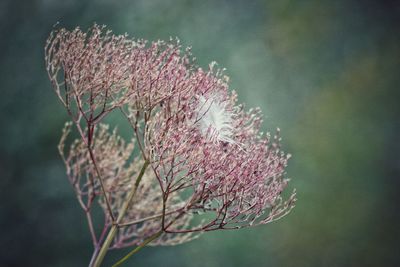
(46, 24, 296, 266)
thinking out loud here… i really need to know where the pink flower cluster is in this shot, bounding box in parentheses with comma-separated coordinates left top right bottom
(46, 24, 296, 256)
(146, 63, 296, 233)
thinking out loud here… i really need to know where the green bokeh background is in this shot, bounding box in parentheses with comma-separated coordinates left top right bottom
(1, 0, 399, 266)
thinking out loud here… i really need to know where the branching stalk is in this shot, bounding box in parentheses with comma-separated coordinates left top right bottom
(87, 143, 116, 222)
(112, 230, 162, 267)
(90, 159, 150, 267)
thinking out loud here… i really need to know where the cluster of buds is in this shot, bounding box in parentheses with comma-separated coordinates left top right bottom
(45, 24, 296, 266)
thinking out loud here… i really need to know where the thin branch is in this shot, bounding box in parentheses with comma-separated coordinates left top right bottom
(112, 230, 162, 267)
(90, 160, 150, 267)
(87, 143, 116, 222)
(86, 211, 98, 247)
(118, 208, 182, 227)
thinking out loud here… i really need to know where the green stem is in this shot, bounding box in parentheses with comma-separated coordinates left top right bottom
(91, 160, 150, 267)
(112, 230, 162, 267)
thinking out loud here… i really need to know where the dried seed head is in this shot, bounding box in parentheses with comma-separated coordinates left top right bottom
(49, 24, 296, 251)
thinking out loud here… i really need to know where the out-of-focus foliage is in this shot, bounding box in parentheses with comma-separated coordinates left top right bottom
(0, 0, 399, 266)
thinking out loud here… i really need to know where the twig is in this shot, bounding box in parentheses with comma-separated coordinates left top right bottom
(112, 230, 162, 267)
(90, 160, 150, 267)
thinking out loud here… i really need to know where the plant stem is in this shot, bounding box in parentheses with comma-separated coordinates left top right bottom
(90, 160, 150, 267)
(89, 246, 100, 267)
(88, 143, 116, 222)
(112, 230, 162, 267)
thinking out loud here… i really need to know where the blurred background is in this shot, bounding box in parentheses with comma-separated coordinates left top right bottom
(1, 0, 399, 266)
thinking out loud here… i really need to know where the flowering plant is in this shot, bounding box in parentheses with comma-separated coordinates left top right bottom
(45, 24, 296, 267)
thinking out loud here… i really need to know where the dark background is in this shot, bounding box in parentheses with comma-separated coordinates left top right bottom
(1, 0, 399, 266)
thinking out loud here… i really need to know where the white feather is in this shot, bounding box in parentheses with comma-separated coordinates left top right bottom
(196, 95, 235, 144)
